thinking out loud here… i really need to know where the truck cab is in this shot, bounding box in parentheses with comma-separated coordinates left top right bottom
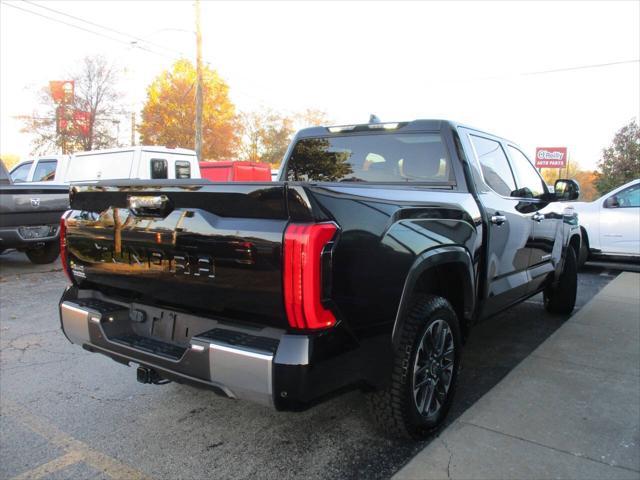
(10, 155, 69, 183)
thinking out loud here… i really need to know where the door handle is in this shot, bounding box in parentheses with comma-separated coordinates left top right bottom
(490, 214, 507, 226)
(532, 213, 545, 222)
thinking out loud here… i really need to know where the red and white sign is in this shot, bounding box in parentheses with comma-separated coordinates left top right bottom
(535, 147, 567, 168)
(56, 106, 91, 136)
(73, 110, 91, 137)
(49, 80, 74, 104)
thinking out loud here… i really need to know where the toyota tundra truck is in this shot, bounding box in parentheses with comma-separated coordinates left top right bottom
(58, 120, 581, 439)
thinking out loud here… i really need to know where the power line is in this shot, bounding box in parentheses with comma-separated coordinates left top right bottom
(1, 1, 174, 59)
(8, 1, 634, 114)
(522, 59, 639, 76)
(478, 59, 639, 81)
(1, 0, 277, 109)
(22, 0, 189, 59)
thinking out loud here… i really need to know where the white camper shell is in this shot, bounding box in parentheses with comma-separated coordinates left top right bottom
(65, 146, 199, 182)
(10, 146, 199, 183)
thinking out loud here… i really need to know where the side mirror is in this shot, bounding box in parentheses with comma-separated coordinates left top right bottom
(604, 195, 620, 208)
(554, 179, 580, 201)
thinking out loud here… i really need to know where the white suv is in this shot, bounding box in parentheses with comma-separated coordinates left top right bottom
(572, 179, 640, 264)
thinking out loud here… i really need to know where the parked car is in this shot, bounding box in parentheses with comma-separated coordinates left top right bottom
(10, 146, 199, 184)
(571, 178, 640, 265)
(58, 119, 580, 439)
(10, 155, 69, 183)
(0, 161, 69, 263)
(199, 161, 271, 182)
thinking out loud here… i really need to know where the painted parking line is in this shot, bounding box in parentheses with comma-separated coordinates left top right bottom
(10, 451, 85, 480)
(4, 401, 151, 480)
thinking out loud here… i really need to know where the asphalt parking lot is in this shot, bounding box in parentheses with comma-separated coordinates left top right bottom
(0, 250, 631, 480)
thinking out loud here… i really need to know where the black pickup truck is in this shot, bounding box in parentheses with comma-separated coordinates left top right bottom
(59, 120, 580, 438)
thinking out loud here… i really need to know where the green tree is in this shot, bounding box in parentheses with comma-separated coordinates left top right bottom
(595, 119, 640, 195)
(139, 59, 239, 161)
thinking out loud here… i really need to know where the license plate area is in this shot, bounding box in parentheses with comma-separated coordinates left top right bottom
(126, 304, 217, 347)
(149, 310, 178, 342)
(18, 225, 58, 239)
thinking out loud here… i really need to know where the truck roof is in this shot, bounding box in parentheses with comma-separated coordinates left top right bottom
(72, 145, 196, 157)
(295, 119, 515, 144)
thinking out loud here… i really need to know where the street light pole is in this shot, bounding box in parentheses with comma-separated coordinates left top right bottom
(194, 0, 203, 161)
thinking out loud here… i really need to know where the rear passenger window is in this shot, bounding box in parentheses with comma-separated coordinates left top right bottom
(151, 159, 167, 179)
(470, 135, 516, 197)
(175, 161, 191, 179)
(33, 160, 57, 181)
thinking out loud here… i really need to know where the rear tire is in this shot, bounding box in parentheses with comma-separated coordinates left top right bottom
(544, 246, 577, 315)
(25, 241, 59, 264)
(367, 294, 462, 439)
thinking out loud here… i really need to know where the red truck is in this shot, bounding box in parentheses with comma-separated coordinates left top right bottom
(199, 161, 271, 182)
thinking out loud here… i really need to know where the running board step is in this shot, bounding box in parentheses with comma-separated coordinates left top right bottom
(110, 333, 187, 360)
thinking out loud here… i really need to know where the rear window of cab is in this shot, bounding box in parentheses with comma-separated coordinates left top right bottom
(285, 133, 453, 184)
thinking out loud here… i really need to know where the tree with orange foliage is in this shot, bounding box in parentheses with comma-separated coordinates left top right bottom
(573, 170, 599, 201)
(541, 163, 599, 201)
(139, 59, 239, 161)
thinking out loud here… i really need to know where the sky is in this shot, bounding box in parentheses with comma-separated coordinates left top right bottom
(1, 0, 638, 170)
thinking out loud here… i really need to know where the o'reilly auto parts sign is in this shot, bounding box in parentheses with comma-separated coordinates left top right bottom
(535, 147, 567, 168)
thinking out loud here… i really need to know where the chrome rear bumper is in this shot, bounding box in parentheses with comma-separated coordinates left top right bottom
(60, 300, 276, 407)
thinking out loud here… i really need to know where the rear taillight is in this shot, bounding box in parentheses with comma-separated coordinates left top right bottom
(283, 222, 337, 330)
(59, 213, 72, 282)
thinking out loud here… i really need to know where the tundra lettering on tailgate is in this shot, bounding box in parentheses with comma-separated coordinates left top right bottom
(81, 243, 216, 278)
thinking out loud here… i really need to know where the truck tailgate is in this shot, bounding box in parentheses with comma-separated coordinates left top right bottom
(66, 181, 289, 328)
(0, 184, 69, 228)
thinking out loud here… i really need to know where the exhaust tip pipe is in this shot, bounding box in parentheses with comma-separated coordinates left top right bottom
(136, 366, 170, 385)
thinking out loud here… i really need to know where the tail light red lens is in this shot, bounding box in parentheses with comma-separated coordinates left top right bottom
(59, 213, 73, 282)
(283, 222, 337, 330)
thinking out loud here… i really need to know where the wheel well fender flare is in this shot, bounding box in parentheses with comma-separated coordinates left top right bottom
(567, 233, 581, 260)
(391, 246, 475, 349)
(579, 226, 589, 248)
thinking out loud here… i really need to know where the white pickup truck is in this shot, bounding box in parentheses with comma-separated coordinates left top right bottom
(10, 146, 200, 184)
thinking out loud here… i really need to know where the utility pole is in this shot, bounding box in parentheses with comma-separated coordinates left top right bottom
(131, 112, 136, 146)
(194, 0, 203, 161)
